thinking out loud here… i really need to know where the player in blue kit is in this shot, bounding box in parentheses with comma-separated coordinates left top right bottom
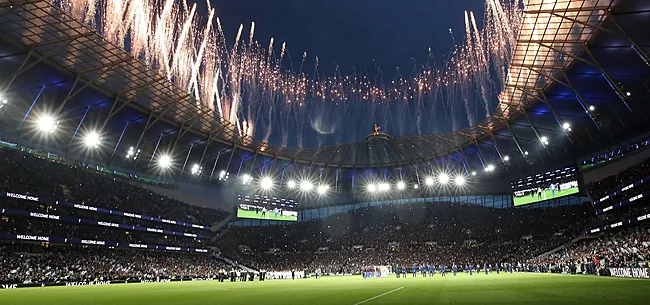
(484, 263, 489, 275)
(452, 265, 457, 276)
(412, 264, 417, 278)
(469, 264, 473, 276)
(402, 266, 407, 278)
(421, 265, 427, 277)
(441, 265, 446, 277)
(428, 265, 434, 277)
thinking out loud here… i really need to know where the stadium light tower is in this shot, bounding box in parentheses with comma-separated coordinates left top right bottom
(83, 131, 102, 148)
(425, 177, 434, 186)
(396, 181, 406, 190)
(317, 185, 329, 195)
(438, 173, 449, 184)
(260, 177, 273, 189)
(37, 115, 58, 133)
(191, 164, 202, 175)
(300, 180, 313, 191)
(158, 155, 172, 169)
(485, 164, 495, 172)
(367, 183, 377, 192)
(287, 180, 296, 189)
(540, 136, 549, 145)
(454, 175, 465, 186)
(241, 174, 253, 185)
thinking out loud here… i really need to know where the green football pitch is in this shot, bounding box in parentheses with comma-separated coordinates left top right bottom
(2, 273, 649, 305)
(513, 186, 580, 206)
(236, 208, 298, 221)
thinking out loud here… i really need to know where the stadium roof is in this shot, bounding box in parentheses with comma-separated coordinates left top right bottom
(0, 0, 649, 179)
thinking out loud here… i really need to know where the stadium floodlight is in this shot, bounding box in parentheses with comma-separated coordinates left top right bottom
(1, 99, 6, 104)
(524, 151, 529, 156)
(438, 173, 449, 184)
(317, 185, 328, 195)
(626, 91, 631, 97)
(300, 180, 313, 191)
(485, 164, 495, 172)
(241, 174, 252, 184)
(83, 131, 102, 148)
(454, 175, 465, 186)
(260, 177, 273, 189)
(503, 155, 510, 162)
(471, 171, 476, 176)
(562, 122, 570, 130)
(37, 115, 58, 133)
(191, 164, 202, 175)
(396, 181, 406, 190)
(378, 183, 390, 192)
(425, 177, 434, 186)
(158, 155, 172, 169)
(287, 180, 297, 189)
(413, 184, 419, 189)
(367, 183, 377, 192)
(540, 136, 549, 145)
(588, 105, 595, 111)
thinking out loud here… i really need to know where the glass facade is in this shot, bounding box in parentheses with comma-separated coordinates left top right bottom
(229, 194, 590, 227)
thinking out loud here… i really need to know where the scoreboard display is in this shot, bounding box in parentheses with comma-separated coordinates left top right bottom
(236, 194, 298, 221)
(511, 166, 580, 206)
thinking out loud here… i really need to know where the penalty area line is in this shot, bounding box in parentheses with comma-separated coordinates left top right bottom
(353, 286, 404, 305)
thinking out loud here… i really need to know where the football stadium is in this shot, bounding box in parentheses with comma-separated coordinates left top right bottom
(1, 0, 650, 304)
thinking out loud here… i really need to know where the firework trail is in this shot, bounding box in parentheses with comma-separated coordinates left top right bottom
(58, 0, 523, 148)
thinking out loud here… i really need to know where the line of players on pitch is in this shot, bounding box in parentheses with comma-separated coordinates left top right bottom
(364, 263, 517, 279)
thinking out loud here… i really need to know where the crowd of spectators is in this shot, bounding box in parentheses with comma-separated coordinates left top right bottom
(530, 223, 650, 274)
(0, 243, 230, 284)
(587, 157, 650, 201)
(0, 148, 230, 225)
(220, 203, 595, 273)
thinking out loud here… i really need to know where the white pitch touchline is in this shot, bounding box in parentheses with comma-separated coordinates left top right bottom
(353, 286, 404, 305)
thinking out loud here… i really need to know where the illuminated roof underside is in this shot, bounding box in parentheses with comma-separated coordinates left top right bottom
(0, 0, 619, 167)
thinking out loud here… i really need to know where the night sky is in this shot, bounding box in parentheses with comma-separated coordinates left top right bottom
(187, 0, 495, 148)
(209, 0, 485, 73)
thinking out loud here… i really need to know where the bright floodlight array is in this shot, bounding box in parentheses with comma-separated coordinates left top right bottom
(281, 179, 328, 195)
(37, 115, 58, 133)
(83, 131, 102, 148)
(0, 98, 7, 109)
(126, 147, 140, 160)
(260, 177, 273, 189)
(438, 173, 449, 184)
(191, 164, 202, 175)
(241, 174, 253, 185)
(158, 155, 172, 169)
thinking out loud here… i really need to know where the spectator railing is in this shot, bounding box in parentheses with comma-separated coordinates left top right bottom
(592, 175, 650, 206)
(0, 232, 212, 253)
(0, 207, 207, 238)
(2, 190, 211, 231)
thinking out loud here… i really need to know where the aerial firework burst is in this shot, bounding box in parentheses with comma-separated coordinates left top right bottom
(58, 0, 523, 148)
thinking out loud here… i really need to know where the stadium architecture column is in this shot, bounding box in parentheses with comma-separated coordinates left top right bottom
(66, 105, 91, 155)
(108, 122, 129, 166)
(15, 85, 45, 133)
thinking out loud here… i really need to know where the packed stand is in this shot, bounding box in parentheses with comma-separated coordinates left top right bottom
(0, 148, 230, 225)
(220, 202, 595, 273)
(0, 243, 230, 284)
(530, 222, 650, 274)
(587, 157, 650, 201)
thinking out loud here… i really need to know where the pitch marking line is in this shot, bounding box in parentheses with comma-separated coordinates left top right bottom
(353, 286, 404, 305)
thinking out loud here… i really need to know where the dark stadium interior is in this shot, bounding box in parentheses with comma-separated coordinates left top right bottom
(1, 0, 650, 304)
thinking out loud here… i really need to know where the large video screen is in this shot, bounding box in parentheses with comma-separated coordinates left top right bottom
(236, 194, 298, 221)
(511, 166, 580, 206)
